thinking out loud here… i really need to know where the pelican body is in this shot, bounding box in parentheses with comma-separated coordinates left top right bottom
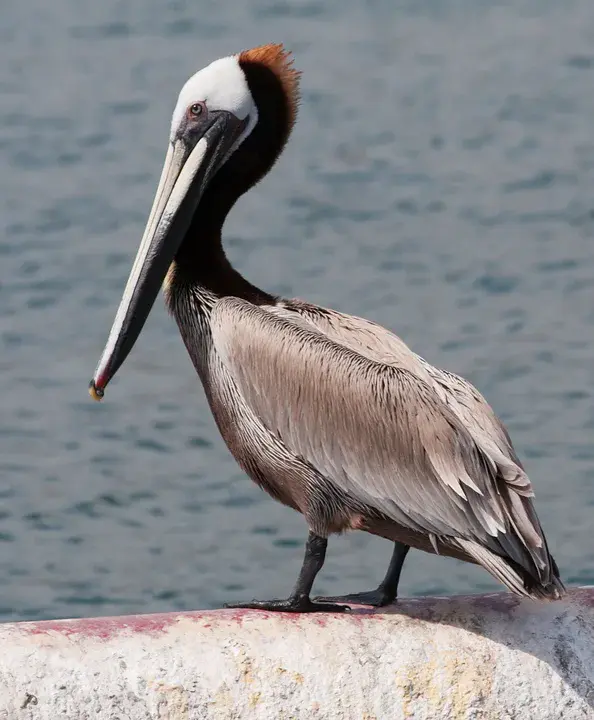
(90, 45, 564, 611)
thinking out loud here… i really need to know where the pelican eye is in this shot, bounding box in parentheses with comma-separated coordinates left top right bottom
(189, 103, 204, 117)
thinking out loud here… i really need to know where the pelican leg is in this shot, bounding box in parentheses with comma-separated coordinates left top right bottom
(225, 531, 349, 613)
(315, 541, 410, 607)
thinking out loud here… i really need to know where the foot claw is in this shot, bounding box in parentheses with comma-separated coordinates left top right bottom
(225, 597, 350, 613)
(314, 588, 395, 608)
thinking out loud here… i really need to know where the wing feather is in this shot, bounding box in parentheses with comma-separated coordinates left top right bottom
(269, 300, 530, 494)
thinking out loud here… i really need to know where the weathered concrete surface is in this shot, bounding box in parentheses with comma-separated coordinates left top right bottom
(1, 589, 593, 719)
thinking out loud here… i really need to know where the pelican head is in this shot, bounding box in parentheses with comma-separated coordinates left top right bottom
(89, 45, 300, 400)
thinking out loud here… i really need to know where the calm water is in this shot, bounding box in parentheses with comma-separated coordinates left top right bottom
(1, 0, 594, 621)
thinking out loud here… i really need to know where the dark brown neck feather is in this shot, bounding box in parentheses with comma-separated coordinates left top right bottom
(172, 57, 294, 306)
(173, 232, 273, 304)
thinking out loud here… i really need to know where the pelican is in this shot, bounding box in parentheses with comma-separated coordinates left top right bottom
(89, 44, 564, 612)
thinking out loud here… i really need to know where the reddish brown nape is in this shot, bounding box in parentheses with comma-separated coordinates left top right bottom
(239, 44, 301, 130)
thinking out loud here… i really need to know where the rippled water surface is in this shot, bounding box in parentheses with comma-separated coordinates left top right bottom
(2, 0, 594, 620)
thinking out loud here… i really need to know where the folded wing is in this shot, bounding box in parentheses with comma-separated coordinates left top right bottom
(210, 297, 560, 595)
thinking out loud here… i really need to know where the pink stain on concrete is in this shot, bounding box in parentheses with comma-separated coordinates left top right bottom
(16, 590, 542, 639)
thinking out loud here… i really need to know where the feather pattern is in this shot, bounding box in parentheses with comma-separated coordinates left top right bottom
(205, 296, 563, 599)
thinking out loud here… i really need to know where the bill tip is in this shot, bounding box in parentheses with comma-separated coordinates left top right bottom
(89, 380, 105, 402)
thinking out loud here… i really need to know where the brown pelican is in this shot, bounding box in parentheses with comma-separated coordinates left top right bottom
(89, 44, 564, 612)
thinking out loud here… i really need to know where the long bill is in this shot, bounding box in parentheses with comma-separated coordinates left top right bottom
(89, 111, 238, 400)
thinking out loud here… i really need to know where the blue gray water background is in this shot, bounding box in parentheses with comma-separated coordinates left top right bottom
(1, 0, 594, 621)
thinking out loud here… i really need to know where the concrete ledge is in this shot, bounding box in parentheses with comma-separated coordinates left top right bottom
(1, 589, 594, 719)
